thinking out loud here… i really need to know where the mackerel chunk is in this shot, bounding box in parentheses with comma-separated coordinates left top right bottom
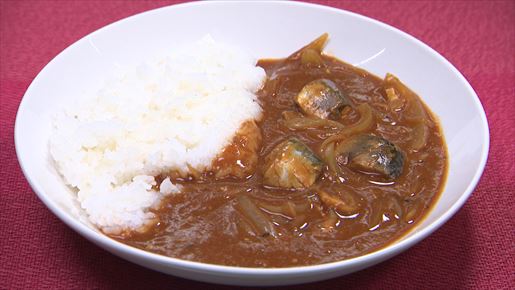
(339, 134, 404, 179)
(263, 138, 323, 189)
(295, 79, 350, 119)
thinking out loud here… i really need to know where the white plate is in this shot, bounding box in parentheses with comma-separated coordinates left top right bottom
(15, 1, 489, 286)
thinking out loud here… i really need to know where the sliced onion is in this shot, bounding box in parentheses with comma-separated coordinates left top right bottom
(319, 104, 375, 175)
(317, 189, 359, 215)
(288, 33, 329, 60)
(409, 121, 429, 151)
(320, 209, 339, 230)
(256, 200, 311, 221)
(385, 87, 405, 111)
(403, 199, 424, 224)
(321, 104, 374, 150)
(282, 111, 345, 130)
(384, 73, 426, 121)
(367, 198, 383, 230)
(235, 195, 277, 238)
(322, 142, 339, 175)
(301, 48, 324, 67)
(282, 111, 303, 120)
(320, 104, 375, 175)
(385, 195, 403, 220)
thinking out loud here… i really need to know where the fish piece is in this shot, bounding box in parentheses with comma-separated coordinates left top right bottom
(263, 138, 323, 189)
(337, 134, 404, 179)
(211, 121, 262, 180)
(295, 79, 350, 120)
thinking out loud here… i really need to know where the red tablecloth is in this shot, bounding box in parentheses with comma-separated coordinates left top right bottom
(1, 0, 514, 289)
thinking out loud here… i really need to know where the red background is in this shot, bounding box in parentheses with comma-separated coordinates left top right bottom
(1, 0, 514, 289)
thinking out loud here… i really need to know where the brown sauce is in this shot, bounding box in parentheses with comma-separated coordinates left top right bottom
(115, 39, 448, 268)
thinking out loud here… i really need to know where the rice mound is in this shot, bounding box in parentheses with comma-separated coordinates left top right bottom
(49, 36, 266, 234)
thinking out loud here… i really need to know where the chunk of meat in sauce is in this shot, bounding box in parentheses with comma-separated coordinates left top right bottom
(295, 79, 350, 119)
(337, 134, 405, 179)
(263, 138, 323, 189)
(211, 121, 262, 180)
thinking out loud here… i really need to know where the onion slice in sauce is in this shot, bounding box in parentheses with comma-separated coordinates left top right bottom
(288, 33, 329, 61)
(384, 74, 430, 151)
(258, 200, 310, 219)
(317, 189, 359, 215)
(320, 104, 375, 175)
(321, 104, 374, 149)
(235, 195, 277, 238)
(282, 111, 345, 130)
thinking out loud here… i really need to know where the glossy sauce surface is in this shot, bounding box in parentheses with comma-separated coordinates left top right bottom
(116, 51, 447, 267)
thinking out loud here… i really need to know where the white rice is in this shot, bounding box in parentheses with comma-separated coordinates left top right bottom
(49, 36, 266, 234)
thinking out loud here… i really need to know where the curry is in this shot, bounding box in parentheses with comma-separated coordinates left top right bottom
(115, 34, 448, 267)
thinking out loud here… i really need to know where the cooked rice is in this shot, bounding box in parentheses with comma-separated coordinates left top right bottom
(49, 36, 266, 234)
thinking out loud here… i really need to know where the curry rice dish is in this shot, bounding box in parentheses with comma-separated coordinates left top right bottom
(51, 34, 448, 267)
